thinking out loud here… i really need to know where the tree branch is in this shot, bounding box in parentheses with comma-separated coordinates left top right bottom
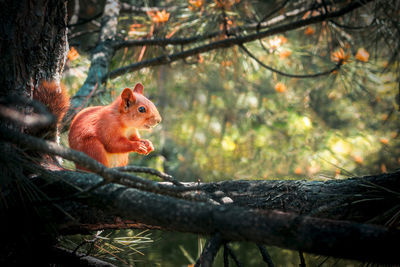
(3, 124, 396, 263)
(119, 3, 178, 14)
(225, 244, 243, 267)
(240, 44, 340, 78)
(68, 12, 103, 28)
(199, 171, 400, 224)
(113, 0, 342, 49)
(257, 244, 274, 267)
(49, 170, 400, 264)
(299, 251, 306, 267)
(194, 233, 223, 267)
(113, 165, 183, 186)
(106, 0, 373, 81)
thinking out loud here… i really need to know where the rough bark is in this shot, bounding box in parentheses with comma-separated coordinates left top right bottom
(33, 169, 400, 264)
(0, 0, 68, 139)
(0, 0, 68, 97)
(0, 1, 68, 265)
(199, 171, 400, 224)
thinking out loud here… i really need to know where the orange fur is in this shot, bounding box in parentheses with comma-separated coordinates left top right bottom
(31, 80, 70, 141)
(68, 83, 161, 170)
(34, 80, 69, 123)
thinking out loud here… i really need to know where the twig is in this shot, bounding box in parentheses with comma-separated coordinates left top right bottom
(113, 165, 183, 186)
(68, 12, 103, 28)
(120, 3, 178, 14)
(256, 0, 290, 31)
(225, 244, 243, 267)
(256, 0, 289, 53)
(257, 244, 274, 267)
(328, 18, 376, 30)
(224, 243, 230, 267)
(72, 231, 102, 255)
(299, 250, 306, 267)
(240, 44, 340, 78)
(69, 29, 100, 40)
(194, 233, 223, 267)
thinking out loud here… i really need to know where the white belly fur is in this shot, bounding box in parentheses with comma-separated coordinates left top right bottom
(105, 127, 138, 167)
(106, 152, 128, 167)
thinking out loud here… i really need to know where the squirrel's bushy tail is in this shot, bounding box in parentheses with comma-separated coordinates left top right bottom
(29, 80, 70, 143)
(33, 80, 69, 124)
(29, 80, 70, 169)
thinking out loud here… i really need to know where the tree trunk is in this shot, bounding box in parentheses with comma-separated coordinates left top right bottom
(0, 0, 68, 98)
(0, 1, 68, 265)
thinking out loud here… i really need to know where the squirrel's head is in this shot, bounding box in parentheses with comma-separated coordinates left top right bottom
(119, 83, 162, 130)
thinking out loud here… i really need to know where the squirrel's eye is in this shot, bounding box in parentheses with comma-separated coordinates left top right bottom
(138, 106, 146, 113)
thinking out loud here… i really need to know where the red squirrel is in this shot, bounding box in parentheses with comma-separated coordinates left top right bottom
(68, 83, 162, 170)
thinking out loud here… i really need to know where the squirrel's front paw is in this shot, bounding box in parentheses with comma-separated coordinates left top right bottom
(140, 139, 154, 155)
(131, 141, 149, 154)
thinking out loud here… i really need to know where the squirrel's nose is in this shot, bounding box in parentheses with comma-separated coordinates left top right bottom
(155, 116, 162, 124)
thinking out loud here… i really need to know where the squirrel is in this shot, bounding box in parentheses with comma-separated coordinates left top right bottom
(68, 83, 162, 170)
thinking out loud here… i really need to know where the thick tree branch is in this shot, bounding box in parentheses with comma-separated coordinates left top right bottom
(199, 172, 400, 224)
(3, 123, 398, 224)
(106, 0, 373, 80)
(44, 170, 400, 265)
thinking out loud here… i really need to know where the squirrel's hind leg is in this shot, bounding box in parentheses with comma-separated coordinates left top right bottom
(74, 137, 109, 171)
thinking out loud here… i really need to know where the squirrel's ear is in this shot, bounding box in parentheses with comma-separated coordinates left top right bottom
(120, 88, 136, 112)
(133, 83, 144, 95)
